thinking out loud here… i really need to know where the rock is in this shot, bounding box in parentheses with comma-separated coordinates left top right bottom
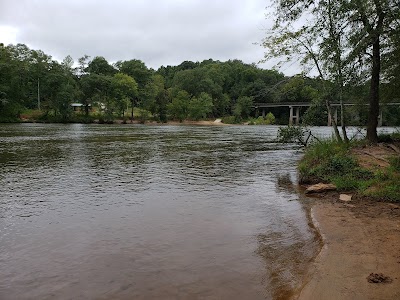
(305, 183, 337, 194)
(214, 119, 222, 123)
(339, 194, 352, 202)
(367, 273, 393, 284)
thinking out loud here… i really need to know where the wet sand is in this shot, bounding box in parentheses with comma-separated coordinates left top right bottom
(298, 196, 400, 300)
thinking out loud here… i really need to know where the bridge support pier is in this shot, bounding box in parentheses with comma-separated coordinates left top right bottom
(378, 110, 383, 127)
(328, 107, 338, 126)
(289, 106, 300, 125)
(262, 108, 266, 118)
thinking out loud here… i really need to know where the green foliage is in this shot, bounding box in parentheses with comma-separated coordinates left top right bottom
(221, 116, 239, 124)
(389, 156, 400, 173)
(137, 108, 152, 123)
(188, 92, 214, 120)
(299, 139, 400, 200)
(331, 175, 361, 191)
(277, 126, 311, 146)
(116, 59, 152, 88)
(265, 112, 276, 124)
(363, 170, 400, 202)
(264, 0, 400, 142)
(249, 113, 276, 125)
(2, 42, 399, 125)
(167, 90, 190, 122)
(86, 56, 116, 76)
(378, 131, 400, 143)
(302, 101, 327, 126)
(298, 139, 368, 187)
(141, 74, 165, 117)
(233, 96, 253, 121)
(112, 73, 138, 117)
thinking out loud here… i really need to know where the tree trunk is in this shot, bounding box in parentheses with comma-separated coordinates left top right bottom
(339, 88, 349, 143)
(85, 104, 89, 116)
(326, 101, 343, 143)
(131, 99, 134, 123)
(366, 38, 380, 144)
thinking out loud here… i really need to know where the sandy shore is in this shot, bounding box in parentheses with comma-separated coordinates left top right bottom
(298, 196, 400, 300)
(112, 119, 231, 126)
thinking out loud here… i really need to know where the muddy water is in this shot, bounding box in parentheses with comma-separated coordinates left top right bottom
(0, 124, 319, 300)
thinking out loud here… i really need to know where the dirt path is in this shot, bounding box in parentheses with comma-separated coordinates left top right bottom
(298, 198, 400, 300)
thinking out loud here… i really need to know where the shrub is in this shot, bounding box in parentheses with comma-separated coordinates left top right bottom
(298, 139, 367, 185)
(249, 113, 276, 125)
(221, 116, 239, 124)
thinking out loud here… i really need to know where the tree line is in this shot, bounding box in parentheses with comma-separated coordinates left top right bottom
(1, 26, 399, 135)
(0, 43, 321, 123)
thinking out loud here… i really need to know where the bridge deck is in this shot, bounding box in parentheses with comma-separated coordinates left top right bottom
(254, 102, 400, 108)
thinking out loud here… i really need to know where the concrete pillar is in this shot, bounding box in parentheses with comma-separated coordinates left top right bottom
(328, 111, 331, 126)
(262, 109, 266, 119)
(289, 106, 293, 125)
(295, 106, 300, 125)
(378, 110, 383, 127)
(334, 107, 338, 126)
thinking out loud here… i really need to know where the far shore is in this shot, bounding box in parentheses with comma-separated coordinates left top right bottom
(17, 118, 238, 126)
(296, 194, 400, 300)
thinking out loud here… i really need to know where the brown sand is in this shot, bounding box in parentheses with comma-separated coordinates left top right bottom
(298, 196, 400, 300)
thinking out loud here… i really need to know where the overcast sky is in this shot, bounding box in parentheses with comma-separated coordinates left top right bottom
(0, 0, 299, 74)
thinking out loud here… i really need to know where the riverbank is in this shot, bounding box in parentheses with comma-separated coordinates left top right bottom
(297, 194, 400, 300)
(120, 119, 231, 126)
(17, 118, 233, 126)
(296, 139, 400, 299)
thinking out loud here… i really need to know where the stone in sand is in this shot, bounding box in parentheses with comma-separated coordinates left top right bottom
(305, 183, 337, 194)
(339, 194, 352, 202)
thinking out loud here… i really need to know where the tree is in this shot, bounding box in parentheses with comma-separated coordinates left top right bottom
(347, 0, 400, 142)
(188, 92, 214, 120)
(87, 56, 116, 76)
(115, 59, 152, 88)
(263, 0, 400, 143)
(141, 74, 165, 120)
(77, 55, 90, 76)
(61, 55, 74, 73)
(263, 1, 347, 141)
(112, 73, 138, 118)
(156, 89, 169, 122)
(80, 74, 113, 121)
(167, 90, 190, 122)
(233, 96, 253, 121)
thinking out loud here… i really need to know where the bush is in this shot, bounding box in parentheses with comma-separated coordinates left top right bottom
(277, 126, 312, 146)
(249, 113, 276, 125)
(377, 131, 400, 143)
(298, 139, 368, 186)
(221, 116, 240, 124)
(377, 133, 393, 143)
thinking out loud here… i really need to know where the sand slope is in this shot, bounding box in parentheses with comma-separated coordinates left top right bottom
(298, 199, 400, 300)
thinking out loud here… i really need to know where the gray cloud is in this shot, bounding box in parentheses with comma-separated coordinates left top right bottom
(0, 0, 295, 72)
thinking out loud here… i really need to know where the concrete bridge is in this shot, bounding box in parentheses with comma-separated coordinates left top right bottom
(254, 102, 400, 126)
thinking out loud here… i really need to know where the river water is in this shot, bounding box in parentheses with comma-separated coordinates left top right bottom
(0, 123, 344, 299)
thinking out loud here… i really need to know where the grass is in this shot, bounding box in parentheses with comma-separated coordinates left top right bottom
(299, 135, 400, 202)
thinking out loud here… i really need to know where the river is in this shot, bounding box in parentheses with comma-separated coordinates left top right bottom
(1, 123, 372, 299)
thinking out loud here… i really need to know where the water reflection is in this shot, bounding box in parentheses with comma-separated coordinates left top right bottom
(1, 124, 321, 299)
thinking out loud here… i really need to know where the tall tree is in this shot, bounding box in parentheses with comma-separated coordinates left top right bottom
(112, 73, 138, 118)
(263, 0, 400, 143)
(348, 0, 400, 142)
(115, 59, 152, 88)
(87, 56, 116, 76)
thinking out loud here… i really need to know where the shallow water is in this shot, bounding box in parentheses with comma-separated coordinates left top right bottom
(0, 123, 353, 299)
